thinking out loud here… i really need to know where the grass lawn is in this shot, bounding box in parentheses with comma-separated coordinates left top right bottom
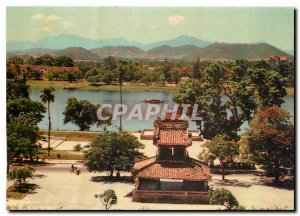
(38, 149, 84, 160)
(29, 80, 178, 92)
(40, 130, 99, 141)
(7, 184, 35, 200)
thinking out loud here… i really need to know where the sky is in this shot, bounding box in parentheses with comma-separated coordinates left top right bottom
(6, 7, 294, 50)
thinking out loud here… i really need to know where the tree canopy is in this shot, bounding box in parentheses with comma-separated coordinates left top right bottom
(246, 106, 294, 182)
(63, 97, 111, 131)
(173, 61, 287, 140)
(210, 188, 240, 210)
(95, 189, 118, 210)
(203, 135, 240, 180)
(7, 98, 46, 123)
(85, 131, 145, 176)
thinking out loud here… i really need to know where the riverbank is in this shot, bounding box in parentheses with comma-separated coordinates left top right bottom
(28, 80, 178, 92)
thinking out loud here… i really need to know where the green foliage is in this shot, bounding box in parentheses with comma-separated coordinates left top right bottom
(40, 87, 55, 105)
(40, 87, 55, 156)
(8, 166, 35, 190)
(85, 131, 145, 176)
(74, 144, 82, 152)
(189, 56, 202, 79)
(173, 60, 287, 140)
(95, 189, 117, 210)
(7, 113, 40, 161)
(7, 98, 46, 123)
(63, 97, 111, 131)
(7, 79, 30, 101)
(29, 55, 74, 67)
(210, 188, 239, 210)
(249, 68, 287, 106)
(161, 58, 172, 82)
(247, 106, 294, 182)
(171, 70, 181, 85)
(25, 70, 43, 80)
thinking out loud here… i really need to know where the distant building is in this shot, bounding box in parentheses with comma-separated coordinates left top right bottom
(268, 56, 288, 65)
(20, 65, 78, 77)
(132, 116, 212, 204)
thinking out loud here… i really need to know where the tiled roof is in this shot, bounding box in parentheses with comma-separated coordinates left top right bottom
(133, 158, 211, 181)
(156, 129, 191, 146)
(21, 65, 78, 72)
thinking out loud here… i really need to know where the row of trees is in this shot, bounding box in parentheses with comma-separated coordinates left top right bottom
(27, 55, 74, 67)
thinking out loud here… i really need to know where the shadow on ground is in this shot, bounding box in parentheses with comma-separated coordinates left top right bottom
(213, 179, 252, 188)
(90, 176, 134, 184)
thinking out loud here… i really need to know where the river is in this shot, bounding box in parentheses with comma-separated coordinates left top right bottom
(29, 88, 294, 133)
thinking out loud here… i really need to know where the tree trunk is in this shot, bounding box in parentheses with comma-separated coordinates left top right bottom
(221, 161, 225, 181)
(47, 102, 51, 157)
(110, 169, 114, 177)
(274, 162, 280, 183)
(119, 80, 123, 131)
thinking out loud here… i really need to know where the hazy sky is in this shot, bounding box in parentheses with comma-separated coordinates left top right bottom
(7, 7, 294, 50)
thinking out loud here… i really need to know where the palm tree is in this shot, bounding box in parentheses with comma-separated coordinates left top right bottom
(118, 61, 127, 131)
(40, 87, 55, 157)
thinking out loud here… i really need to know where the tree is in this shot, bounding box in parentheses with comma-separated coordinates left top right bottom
(118, 61, 127, 131)
(7, 113, 40, 171)
(190, 56, 202, 79)
(161, 58, 172, 82)
(85, 131, 145, 177)
(95, 189, 117, 210)
(203, 135, 239, 180)
(40, 87, 55, 157)
(104, 56, 118, 72)
(210, 188, 239, 210)
(247, 106, 294, 182)
(7, 98, 46, 123)
(249, 68, 287, 107)
(63, 97, 111, 131)
(66, 72, 77, 82)
(8, 166, 35, 190)
(7, 79, 30, 101)
(171, 70, 181, 85)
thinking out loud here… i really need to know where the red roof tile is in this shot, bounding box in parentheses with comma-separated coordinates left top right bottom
(156, 129, 191, 146)
(133, 158, 211, 181)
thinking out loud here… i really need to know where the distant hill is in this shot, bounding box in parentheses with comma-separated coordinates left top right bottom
(190, 42, 291, 60)
(7, 43, 291, 61)
(7, 48, 57, 57)
(145, 35, 211, 49)
(148, 45, 200, 59)
(54, 47, 98, 60)
(91, 46, 147, 58)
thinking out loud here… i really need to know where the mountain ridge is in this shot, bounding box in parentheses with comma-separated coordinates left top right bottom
(7, 42, 291, 61)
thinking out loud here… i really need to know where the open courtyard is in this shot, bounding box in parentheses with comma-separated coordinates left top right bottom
(6, 132, 294, 210)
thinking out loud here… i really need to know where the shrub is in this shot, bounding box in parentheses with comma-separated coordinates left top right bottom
(210, 188, 239, 210)
(8, 166, 35, 190)
(74, 144, 82, 152)
(95, 189, 117, 210)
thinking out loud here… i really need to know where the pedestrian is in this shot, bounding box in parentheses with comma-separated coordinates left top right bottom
(71, 164, 75, 172)
(76, 168, 80, 175)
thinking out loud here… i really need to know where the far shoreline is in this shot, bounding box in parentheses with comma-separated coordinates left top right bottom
(28, 80, 294, 96)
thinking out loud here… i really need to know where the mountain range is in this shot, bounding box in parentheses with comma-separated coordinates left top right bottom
(7, 34, 211, 52)
(7, 34, 292, 60)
